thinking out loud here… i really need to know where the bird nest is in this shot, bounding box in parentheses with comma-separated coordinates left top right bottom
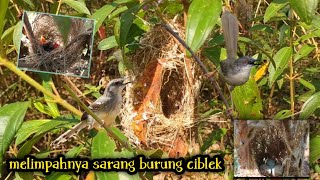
(19, 32, 92, 74)
(120, 22, 201, 154)
(234, 120, 309, 177)
(18, 12, 93, 77)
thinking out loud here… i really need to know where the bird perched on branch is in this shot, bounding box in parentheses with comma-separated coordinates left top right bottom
(51, 78, 131, 147)
(219, 11, 261, 90)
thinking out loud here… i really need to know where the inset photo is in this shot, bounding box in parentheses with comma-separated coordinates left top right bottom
(17, 11, 94, 77)
(234, 120, 309, 178)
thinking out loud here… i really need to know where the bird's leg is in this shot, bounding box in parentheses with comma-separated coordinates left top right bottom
(227, 85, 235, 111)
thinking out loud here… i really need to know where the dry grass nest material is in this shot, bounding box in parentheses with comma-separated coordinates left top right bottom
(120, 21, 202, 149)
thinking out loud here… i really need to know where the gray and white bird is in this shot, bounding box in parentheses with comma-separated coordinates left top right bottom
(220, 11, 260, 90)
(51, 78, 130, 146)
(266, 158, 276, 176)
(259, 158, 283, 177)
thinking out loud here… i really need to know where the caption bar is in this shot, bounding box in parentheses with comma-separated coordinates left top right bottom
(7, 155, 224, 174)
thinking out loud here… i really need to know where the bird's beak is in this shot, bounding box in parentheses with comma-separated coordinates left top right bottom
(123, 81, 132, 85)
(40, 35, 47, 45)
(248, 58, 261, 65)
(123, 76, 133, 85)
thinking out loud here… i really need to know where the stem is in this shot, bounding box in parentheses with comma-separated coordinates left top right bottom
(268, 84, 275, 116)
(56, 0, 63, 15)
(289, 12, 295, 119)
(63, 84, 134, 152)
(0, 56, 82, 116)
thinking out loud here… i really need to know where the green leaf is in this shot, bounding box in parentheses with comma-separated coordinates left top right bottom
(92, 129, 118, 180)
(0, 101, 30, 174)
(137, 149, 164, 159)
(119, 4, 142, 47)
(35, 151, 51, 158)
(0, 0, 9, 36)
(201, 128, 227, 153)
(15, 119, 51, 146)
(315, 164, 320, 173)
(65, 145, 84, 158)
(264, 0, 288, 23)
(299, 78, 315, 90)
(312, 15, 320, 29)
(298, 90, 315, 102)
(38, 73, 60, 118)
(33, 102, 52, 117)
(299, 91, 320, 119)
(273, 110, 292, 119)
(289, 0, 319, 24)
(161, 1, 183, 16)
(268, 47, 292, 87)
(249, 24, 274, 33)
(118, 172, 139, 180)
(15, 0, 35, 10)
(310, 136, 320, 163)
(36, 118, 78, 136)
(91, 3, 117, 34)
(297, 29, 320, 42)
(185, 0, 222, 52)
(17, 134, 43, 158)
(46, 172, 73, 180)
(232, 77, 263, 119)
(16, 118, 76, 146)
(109, 6, 128, 20)
(13, 21, 23, 53)
(208, 35, 224, 47)
(92, 129, 116, 158)
(62, 0, 91, 15)
(204, 47, 221, 67)
(279, 24, 289, 46)
(1, 25, 15, 43)
(15, 172, 33, 180)
(98, 36, 118, 50)
(294, 44, 315, 62)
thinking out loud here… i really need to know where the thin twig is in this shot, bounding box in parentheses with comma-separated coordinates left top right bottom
(289, 11, 295, 119)
(63, 76, 92, 104)
(56, 0, 63, 15)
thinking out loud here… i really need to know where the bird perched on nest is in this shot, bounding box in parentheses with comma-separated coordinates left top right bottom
(30, 14, 64, 53)
(219, 11, 261, 90)
(20, 12, 93, 73)
(39, 35, 60, 52)
(51, 78, 131, 147)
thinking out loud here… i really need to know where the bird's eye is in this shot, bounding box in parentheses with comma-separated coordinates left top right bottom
(114, 81, 122, 85)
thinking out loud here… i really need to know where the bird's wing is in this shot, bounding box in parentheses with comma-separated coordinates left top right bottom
(80, 95, 116, 121)
(222, 11, 239, 60)
(51, 121, 88, 147)
(89, 96, 114, 112)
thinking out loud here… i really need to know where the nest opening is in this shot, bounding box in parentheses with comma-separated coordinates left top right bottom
(160, 68, 185, 118)
(251, 126, 288, 170)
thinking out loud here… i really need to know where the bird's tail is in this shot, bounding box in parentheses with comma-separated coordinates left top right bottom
(51, 121, 88, 147)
